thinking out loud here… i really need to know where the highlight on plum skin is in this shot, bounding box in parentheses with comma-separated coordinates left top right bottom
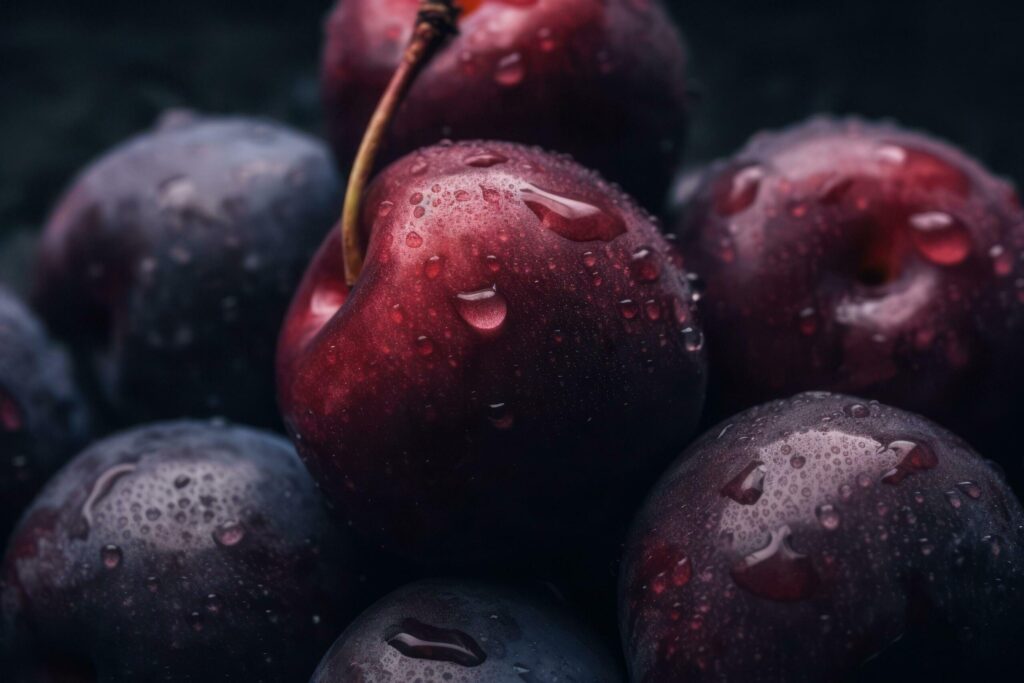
(620, 392, 1024, 682)
(673, 117, 1024, 463)
(1, 421, 361, 682)
(310, 579, 623, 682)
(321, 0, 691, 210)
(277, 139, 708, 575)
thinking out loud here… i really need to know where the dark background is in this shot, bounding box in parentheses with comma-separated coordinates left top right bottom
(2, 0, 1023, 292)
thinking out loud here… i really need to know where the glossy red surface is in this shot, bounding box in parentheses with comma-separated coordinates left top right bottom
(277, 140, 707, 572)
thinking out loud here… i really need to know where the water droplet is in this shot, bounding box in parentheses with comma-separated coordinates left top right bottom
(186, 612, 204, 632)
(205, 594, 224, 614)
(386, 618, 486, 667)
(77, 463, 137, 539)
(174, 475, 191, 489)
(618, 299, 639, 320)
(494, 52, 526, 87)
(377, 201, 394, 217)
(672, 557, 693, 587)
(983, 534, 1003, 557)
(644, 299, 662, 321)
(455, 286, 508, 333)
(145, 576, 159, 592)
(416, 336, 435, 356)
(731, 526, 817, 602)
(464, 151, 509, 168)
(714, 164, 764, 216)
(919, 539, 935, 556)
(487, 403, 514, 430)
(816, 504, 841, 530)
(945, 490, 963, 509)
(521, 183, 626, 242)
(721, 461, 767, 505)
(844, 403, 870, 418)
(424, 255, 444, 279)
(390, 304, 405, 324)
(881, 440, 938, 485)
(582, 251, 597, 268)
(909, 211, 972, 266)
(630, 247, 661, 283)
(798, 307, 817, 336)
(485, 255, 501, 272)
(790, 455, 806, 469)
(682, 327, 704, 352)
(101, 545, 123, 569)
(956, 481, 982, 500)
(213, 521, 245, 547)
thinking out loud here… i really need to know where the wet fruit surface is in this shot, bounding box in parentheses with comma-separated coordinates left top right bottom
(310, 579, 622, 682)
(277, 140, 707, 573)
(673, 118, 1024, 463)
(322, 0, 690, 209)
(1, 421, 360, 682)
(620, 392, 1024, 682)
(0, 286, 91, 542)
(32, 111, 341, 429)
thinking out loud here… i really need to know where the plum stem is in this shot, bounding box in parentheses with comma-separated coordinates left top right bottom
(340, 0, 462, 286)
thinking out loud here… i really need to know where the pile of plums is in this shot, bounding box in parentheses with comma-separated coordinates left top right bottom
(3, 1, 1023, 681)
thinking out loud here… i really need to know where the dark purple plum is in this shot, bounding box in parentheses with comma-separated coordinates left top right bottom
(1, 421, 360, 682)
(0, 286, 91, 542)
(620, 392, 1024, 682)
(311, 579, 622, 682)
(33, 111, 342, 429)
(673, 118, 1024, 460)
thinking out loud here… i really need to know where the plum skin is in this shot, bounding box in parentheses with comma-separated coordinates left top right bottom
(322, 0, 690, 210)
(620, 392, 1024, 682)
(673, 117, 1024, 466)
(0, 286, 91, 543)
(277, 140, 707, 574)
(33, 112, 342, 429)
(310, 579, 623, 682)
(1, 421, 360, 682)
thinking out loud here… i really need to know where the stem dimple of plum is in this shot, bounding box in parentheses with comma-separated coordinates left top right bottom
(340, 0, 462, 286)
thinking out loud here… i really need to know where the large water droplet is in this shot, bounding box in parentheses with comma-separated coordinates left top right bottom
(455, 286, 508, 333)
(909, 211, 972, 266)
(213, 521, 245, 547)
(521, 183, 626, 242)
(386, 618, 486, 667)
(816, 504, 841, 531)
(721, 461, 767, 505)
(424, 255, 444, 279)
(464, 150, 509, 168)
(101, 544, 123, 569)
(630, 247, 661, 282)
(682, 327, 705, 352)
(844, 403, 870, 418)
(956, 481, 982, 500)
(494, 52, 526, 87)
(880, 440, 938, 485)
(77, 463, 137, 539)
(713, 164, 764, 216)
(487, 403, 515, 430)
(731, 525, 818, 602)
